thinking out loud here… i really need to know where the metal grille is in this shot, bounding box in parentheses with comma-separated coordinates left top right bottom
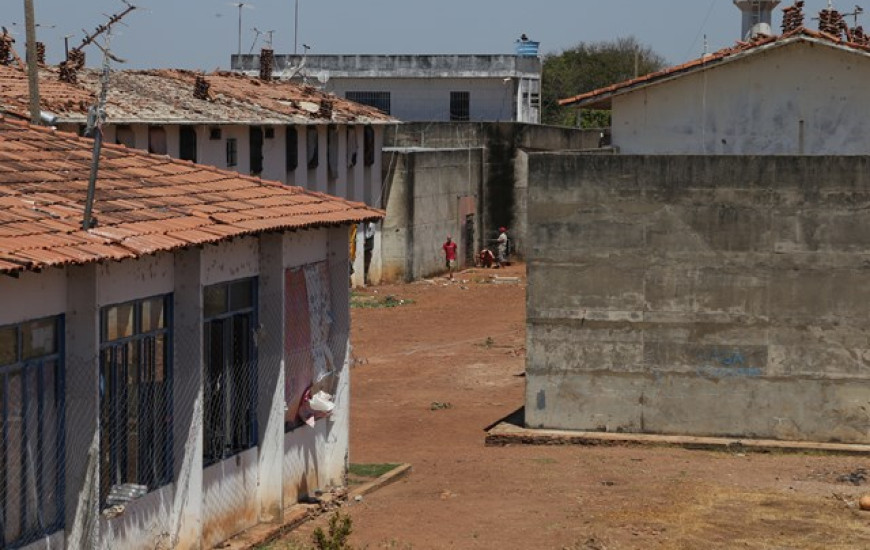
(450, 91, 470, 121)
(99, 296, 173, 509)
(0, 316, 65, 548)
(202, 278, 258, 466)
(346, 91, 391, 115)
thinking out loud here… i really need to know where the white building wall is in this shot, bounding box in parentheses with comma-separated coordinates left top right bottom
(97, 253, 174, 306)
(612, 41, 870, 155)
(261, 126, 286, 183)
(1, 225, 358, 549)
(328, 78, 519, 122)
(201, 236, 259, 285)
(0, 268, 66, 325)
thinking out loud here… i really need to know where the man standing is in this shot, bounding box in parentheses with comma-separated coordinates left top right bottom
(497, 227, 508, 268)
(443, 235, 458, 280)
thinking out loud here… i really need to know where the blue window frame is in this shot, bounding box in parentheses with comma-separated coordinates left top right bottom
(203, 278, 258, 466)
(99, 295, 172, 508)
(0, 316, 64, 548)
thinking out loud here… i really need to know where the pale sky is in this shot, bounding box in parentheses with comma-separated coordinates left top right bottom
(6, 1, 845, 70)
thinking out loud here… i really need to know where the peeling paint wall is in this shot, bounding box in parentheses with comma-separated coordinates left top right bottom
(1, 227, 354, 549)
(613, 41, 870, 155)
(526, 154, 870, 443)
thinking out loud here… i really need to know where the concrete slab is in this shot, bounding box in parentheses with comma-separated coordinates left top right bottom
(486, 420, 870, 456)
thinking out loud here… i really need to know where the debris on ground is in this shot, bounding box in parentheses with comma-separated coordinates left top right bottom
(837, 468, 868, 485)
(430, 402, 453, 411)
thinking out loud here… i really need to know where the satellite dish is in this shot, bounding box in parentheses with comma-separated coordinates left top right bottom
(316, 70, 330, 84)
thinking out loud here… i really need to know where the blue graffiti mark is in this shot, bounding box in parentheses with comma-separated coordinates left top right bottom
(696, 348, 761, 379)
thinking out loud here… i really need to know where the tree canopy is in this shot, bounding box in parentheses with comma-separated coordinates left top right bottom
(541, 37, 666, 128)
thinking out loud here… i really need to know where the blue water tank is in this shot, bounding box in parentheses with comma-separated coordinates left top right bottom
(515, 40, 540, 56)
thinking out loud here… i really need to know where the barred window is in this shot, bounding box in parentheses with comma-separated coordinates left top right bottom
(203, 278, 258, 466)
(286, 126, 298, 171)
(346, 91, 391, 115)
(99, 296, 172, 508)
(0, 316, 64, 547)
(450, 91, 470, 121)
(226, 138, 238, 167)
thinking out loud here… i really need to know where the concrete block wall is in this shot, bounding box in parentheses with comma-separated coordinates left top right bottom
(383, 122, 604, 262)
(526, 154, 870, 444)
(382, 148, 483, 282)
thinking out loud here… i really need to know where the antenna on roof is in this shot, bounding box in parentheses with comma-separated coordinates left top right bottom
(60, 1, 136, 83)
(229, 2, 254, 56)
(82, 8, 131, 230)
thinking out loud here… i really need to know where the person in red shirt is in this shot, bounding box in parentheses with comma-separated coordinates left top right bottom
(443, 236, 459, 280)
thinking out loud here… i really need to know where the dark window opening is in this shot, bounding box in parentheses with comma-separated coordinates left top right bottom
(363, 126, 375, 167)
(0, 316, 64, 548)
(226, 138, 238, 167)
(179, 126, 197, 163)
(450, 91, 470, 122)
(203, 278, 258, 466)
(264, 127, 275, 139)
(307, 127, 319, 170)
(286, 126, 298, 172)
(250, 127, 264, 176)
(115, 125, 135, 148)
(148, 126, 167, 155)
(327, 125, 338, 179)
(99, 296, 172, 509)
(209, 127, 222, 140)
(346, 91, 391, 115)
(347, 126, 358, 168)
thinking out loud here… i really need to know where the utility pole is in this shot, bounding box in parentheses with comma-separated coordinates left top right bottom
(24, 0, 40, 124)
(82, 29, 116, 230)
(81, 2, 135, 230)
(294, 0, 299, 54)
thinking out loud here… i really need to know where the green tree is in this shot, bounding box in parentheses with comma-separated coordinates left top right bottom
(542, 37, 666, 128)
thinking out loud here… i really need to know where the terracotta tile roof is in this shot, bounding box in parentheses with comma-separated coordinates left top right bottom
(0, 116, 383, 274)
(559, 27, 870, 109)
(0, 66, 395, 125)
(0, 65, 96, 119)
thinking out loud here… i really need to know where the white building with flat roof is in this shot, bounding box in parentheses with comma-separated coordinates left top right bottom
(232, 50, 542, 124)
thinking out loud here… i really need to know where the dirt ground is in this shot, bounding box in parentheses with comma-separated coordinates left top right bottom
(281, 263, 870, 549)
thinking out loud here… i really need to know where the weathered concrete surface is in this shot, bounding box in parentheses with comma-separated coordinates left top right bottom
(486, 416, 870, 456)
(611, 39, 870, 155)
(381, 147, 483, 282)
(526, 154, 870, 443)
(380, 122, 604, 278)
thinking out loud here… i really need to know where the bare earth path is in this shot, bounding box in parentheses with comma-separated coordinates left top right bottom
(283, 264, 870, 549)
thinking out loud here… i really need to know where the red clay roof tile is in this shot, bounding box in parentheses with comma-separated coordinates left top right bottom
(0, 117, 383, 274)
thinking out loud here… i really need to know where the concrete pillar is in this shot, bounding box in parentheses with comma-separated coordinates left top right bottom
(170, 248, 204, 549)
(256, 234, 285, 523)
(352, 126, 365, 203)
(372, 126, 385, 208)
(316, 125, 328, 194)
(351, 224, 366, 288)
(64, 263, 100, 549)
(295, 126, 306, 189)
(335, 126, 348, 199)
(369, 222, 383, 285)
(325, 227, 350, 482)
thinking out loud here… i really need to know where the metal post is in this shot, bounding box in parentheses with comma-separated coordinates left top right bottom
(238, 3, 242, 56)
(294, 0, 299, 55)
(24, 0, 40, 124)
(83, 30, 113, 230)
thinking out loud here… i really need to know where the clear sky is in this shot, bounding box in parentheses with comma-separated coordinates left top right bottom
(6, 1, 844, 70)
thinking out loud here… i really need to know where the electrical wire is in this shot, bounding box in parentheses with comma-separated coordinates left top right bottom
(683, 0, 720, 61)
